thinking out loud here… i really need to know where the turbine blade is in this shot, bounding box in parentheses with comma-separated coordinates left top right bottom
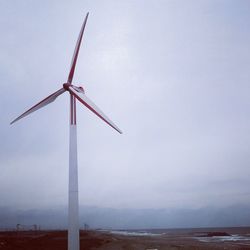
(67, 12, 89, 84)
(10, 88, 65, 125)
(68, 86, 122, 134)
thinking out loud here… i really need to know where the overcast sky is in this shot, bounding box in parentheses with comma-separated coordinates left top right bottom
(0, 0, 250, 211)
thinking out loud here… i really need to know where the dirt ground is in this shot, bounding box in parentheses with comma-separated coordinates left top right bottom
(0, 230, 250, 250)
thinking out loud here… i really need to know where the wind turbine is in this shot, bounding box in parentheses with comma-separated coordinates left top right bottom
(11, 12, 122, 250)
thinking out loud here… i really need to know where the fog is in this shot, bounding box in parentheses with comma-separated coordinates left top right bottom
(0, 0, 250, 227)
(1, 205, 250, 229)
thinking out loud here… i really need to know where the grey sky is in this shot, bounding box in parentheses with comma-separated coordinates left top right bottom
(1, 0, 250, 211)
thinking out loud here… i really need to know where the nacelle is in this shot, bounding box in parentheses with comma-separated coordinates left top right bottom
(63, 83, 85, 93)
(78, 86, 85, 93)
(73, 85, 85, 93)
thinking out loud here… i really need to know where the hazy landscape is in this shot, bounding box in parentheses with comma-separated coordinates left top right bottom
(1, 0, 250, 249)
(1, 227, 250, 249)
(1, 205, 250, 230)
(2, 206, 250, 249)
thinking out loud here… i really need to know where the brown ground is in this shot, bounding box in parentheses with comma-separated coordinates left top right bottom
(0, 229, 250, 250)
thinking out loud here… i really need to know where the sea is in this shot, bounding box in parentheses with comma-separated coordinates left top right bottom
(107, 227, 250, 243)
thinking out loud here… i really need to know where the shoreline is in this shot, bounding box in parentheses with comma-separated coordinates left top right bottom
(0, 228, 250, 249)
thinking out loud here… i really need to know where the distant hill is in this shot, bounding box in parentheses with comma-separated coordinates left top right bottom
(0, 205, 250, 230)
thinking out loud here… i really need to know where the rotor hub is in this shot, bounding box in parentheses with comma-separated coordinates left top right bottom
(63, 83, 71, 90)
